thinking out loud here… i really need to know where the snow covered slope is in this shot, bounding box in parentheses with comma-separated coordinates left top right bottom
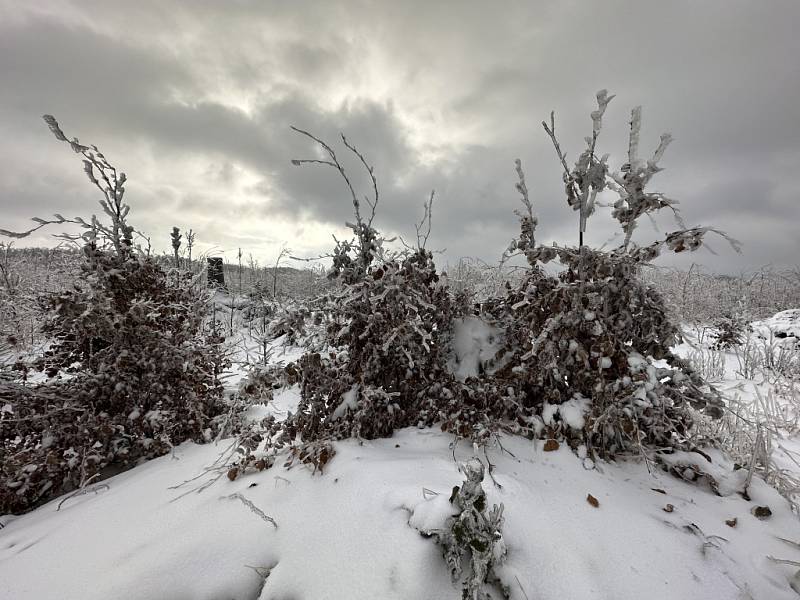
(2, 425, 799, 599)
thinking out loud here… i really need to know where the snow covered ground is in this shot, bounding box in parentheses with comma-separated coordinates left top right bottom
(2, 390, 800, 599)
(3, 314, 800, 599)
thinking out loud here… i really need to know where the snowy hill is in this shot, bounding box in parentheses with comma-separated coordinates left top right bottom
(2, 407, 799, 599)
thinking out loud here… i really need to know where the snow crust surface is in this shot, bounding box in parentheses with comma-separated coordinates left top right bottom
(2, 424, 799, 599)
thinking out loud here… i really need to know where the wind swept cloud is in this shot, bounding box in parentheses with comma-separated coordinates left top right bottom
(0, 0, 798, 271)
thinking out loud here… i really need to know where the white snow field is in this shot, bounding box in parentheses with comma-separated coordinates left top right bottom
(2, 397, 800, 600)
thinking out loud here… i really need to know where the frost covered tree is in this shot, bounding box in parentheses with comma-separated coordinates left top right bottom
(495, 91, 736, 455)
(0, 116, 227, 514)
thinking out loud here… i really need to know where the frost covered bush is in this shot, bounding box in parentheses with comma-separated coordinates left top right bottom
(711, 312, 748, 350)
(0, 116, 227, 514)
(421, 459, 508, 600)
(278, 131, 528, 447)
(493, 91, 733, 455)
(226, 130, 510, 474)
(288, 248, 463, 440)
(282, 131, 459, 435)
(225, 92, 741, 478)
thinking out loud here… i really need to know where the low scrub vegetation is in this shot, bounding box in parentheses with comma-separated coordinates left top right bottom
(221, 91, 737, 486)
(1, 117, 227, 514)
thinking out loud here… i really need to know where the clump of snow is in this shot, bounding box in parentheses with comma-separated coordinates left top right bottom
(751, 309, 800, 346)
(558, 395, 591, 430)
(331, 384, 360, 420)
(448, 316, 502, 381)
(242, 385, 301, 423)
(542, 396, 591, 430)
(627, 352, 647, 372)
(658, 450, 749, 497)
(541, 402, 558, 426)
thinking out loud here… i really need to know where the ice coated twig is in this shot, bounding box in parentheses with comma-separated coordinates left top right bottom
(415, 190, 435, 250)
(767, 556, 800, 567)
(422, 487, 440, 499)
(776, 537, 800, 550)
(483, 445, 503, 489)
(627, 106, 642, 171)
(0, 215, 85, 240)
(515, 576, 531, 600)
(56, 480, 110, 511)
(340, 133, 379, 228)
(167, 439, 239, 501)
(542, 111, 573, 184)
(591, 89, 615, 134)
(224, 492, 278, 528)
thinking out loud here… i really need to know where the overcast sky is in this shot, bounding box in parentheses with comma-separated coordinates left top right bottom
(1, 0, 798, 273)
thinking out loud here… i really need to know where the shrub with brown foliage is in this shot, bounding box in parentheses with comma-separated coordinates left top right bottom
(287, 248, 463, 441)
(492, 91, 732, 455)
(0, 116, 227, 514)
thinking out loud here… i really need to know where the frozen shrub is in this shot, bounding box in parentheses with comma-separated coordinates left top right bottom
(289, 248, 462, 441)
(225, 131, 505, 472)
(710, 312, 748, 350)
(0, 116, 227, 514)
(494, 91, 735, 455)
(36, 246, 227, 420)
(285, 130, 465, 440)
(421, 459, 508, 600)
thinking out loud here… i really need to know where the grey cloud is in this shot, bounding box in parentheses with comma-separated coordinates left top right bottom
(0, 0, 798, 272)
(0, 16, 197, 132)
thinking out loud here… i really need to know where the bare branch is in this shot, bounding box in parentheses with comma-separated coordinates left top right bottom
(414, 190, 435, 250)
(0, 215, 83, 240)
(541, 112, 574, 184)
(341, 134, 379, 227)
(224, 492, 278, 528)
(290, 125, 364, 229)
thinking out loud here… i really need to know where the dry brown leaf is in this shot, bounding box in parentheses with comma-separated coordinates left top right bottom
(587, 493, 599, 508)
(543, 439, 559, 452)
